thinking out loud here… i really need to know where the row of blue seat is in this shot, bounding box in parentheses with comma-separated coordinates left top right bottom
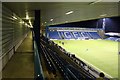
(106, 37, 120, 42)
(40, 42, 57, 75)
(40, 39, 75, 79)
(48, 31, 101, 39)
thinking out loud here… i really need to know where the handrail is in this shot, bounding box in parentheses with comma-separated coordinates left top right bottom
(34, 37, 44, 80)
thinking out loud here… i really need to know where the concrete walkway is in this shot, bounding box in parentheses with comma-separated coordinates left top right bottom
(2, 31, 34, 79)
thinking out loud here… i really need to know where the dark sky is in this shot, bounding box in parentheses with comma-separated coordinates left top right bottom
(104, 17, 120, 33)
(49, 16, 120, 33)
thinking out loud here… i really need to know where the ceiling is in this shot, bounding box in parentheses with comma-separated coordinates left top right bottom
(1, 0, 120, 2)
(2, 1, 119, 27)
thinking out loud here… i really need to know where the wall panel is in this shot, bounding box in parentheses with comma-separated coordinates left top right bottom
(1, 4, 30, 72)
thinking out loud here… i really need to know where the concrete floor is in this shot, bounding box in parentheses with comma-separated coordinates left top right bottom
(2, 31, 34, 79)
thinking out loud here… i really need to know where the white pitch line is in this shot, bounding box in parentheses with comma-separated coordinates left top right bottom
(75, 54, 113, 78)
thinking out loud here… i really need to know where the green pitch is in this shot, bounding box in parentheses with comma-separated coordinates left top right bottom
(53, 39, 118, 78)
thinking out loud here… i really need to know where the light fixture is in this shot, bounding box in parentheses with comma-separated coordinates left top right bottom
(38, 74, 40, 77)
(89, 0, 102, 5)
(26, 15, 29, 20)
(50, 19, 53, 21)
(12, 16, 17, 20)
(19, 21, 25, 24)
(25, 23, 28, 26)
(12, 13, 17, 20)
(19, 21, 23, 24)
(29, 20, 33, 28)
(25, 11, 29, 20)
(29, 20, 31, 23)
(66, 11, 74, 15)
(65, 21, 68, 23)
(100, 14, 107, 17)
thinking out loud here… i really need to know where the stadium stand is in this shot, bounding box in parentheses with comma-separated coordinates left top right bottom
(40, 34, 110, 80)
(40, 35, 98, 80)
(89, 32, 101, 39)
(59, 31, 74, 39)
(49, 31, 61, 39)
(106, 37, 120, 42)
(48, 31, 101, 40)
(72, 32, 81, 39)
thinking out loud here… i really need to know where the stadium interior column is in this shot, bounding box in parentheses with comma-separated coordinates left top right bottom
(118, 1, 120, 80)
(33, 10, 41, 52)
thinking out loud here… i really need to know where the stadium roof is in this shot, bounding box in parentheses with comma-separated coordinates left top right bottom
(105, 32, 120, 37)
(1, 0, 120, 2)
(2, 1, 119, 26)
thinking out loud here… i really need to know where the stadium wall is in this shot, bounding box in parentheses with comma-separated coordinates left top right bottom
(0, 4, 30, 79)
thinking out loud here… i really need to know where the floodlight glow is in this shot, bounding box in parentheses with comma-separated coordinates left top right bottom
(66, 11, 73, 15)
(102, 18, 106, 30)
(103, 18, 106, 21)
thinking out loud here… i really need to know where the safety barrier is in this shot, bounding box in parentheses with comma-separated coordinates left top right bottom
(33, 31, 44, 80)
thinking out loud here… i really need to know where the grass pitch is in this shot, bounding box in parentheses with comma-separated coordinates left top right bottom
(53, 39, 118, 78)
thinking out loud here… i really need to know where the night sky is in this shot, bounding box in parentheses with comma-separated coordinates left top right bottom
(49, 16, 120, 33)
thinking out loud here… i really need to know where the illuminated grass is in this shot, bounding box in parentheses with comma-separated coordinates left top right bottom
(53, 40, 118, 78)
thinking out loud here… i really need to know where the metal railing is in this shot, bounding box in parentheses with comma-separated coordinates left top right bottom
(33, 32, 44, 80)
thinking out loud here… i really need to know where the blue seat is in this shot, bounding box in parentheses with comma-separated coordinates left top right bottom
(59, 31, 74, 39)
(72, 32, 81, 39)
(49, 31, 60, 39)
(89, 32, 101, 39)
